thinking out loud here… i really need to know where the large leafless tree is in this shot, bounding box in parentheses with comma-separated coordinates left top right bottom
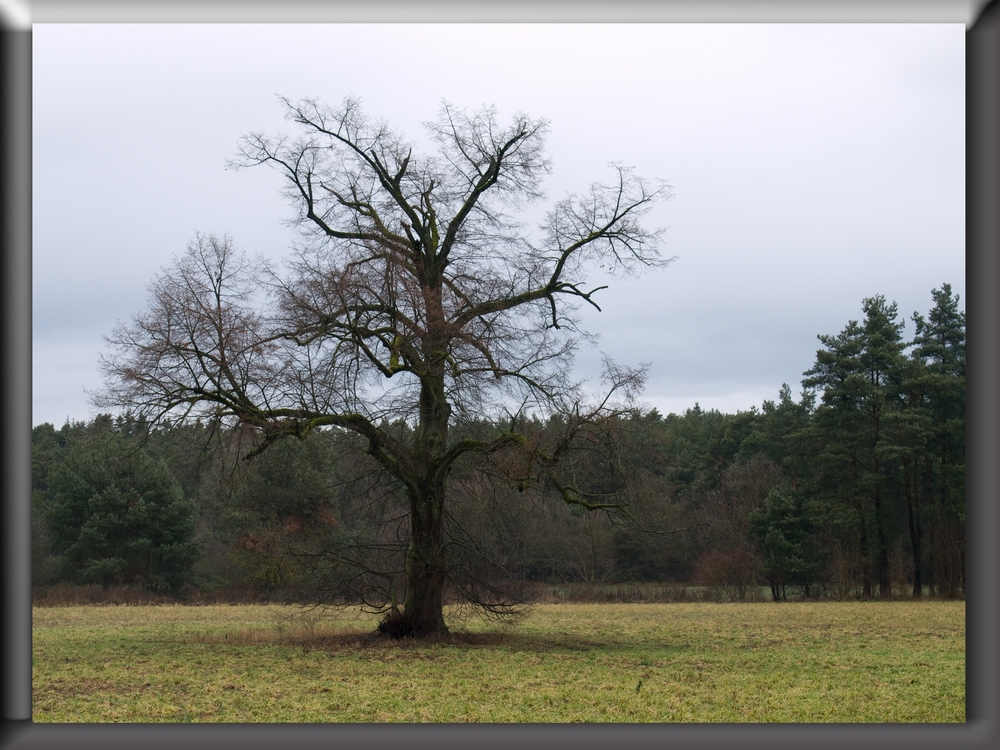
(98, 97, 670, 636)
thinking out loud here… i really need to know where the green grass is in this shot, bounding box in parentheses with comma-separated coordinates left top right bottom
(32, 600, 964, 723)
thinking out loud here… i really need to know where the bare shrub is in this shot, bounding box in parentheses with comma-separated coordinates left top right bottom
(32, 583, 176, 607)
(694, 548, 758, 602)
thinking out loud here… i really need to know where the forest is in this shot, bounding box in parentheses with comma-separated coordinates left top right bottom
(31, 284, 965, 607)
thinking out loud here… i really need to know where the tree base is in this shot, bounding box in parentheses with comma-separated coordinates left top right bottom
(377, 610, 448, 639)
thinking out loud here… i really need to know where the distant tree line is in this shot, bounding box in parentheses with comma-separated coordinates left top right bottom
(32, 285, 964, 603)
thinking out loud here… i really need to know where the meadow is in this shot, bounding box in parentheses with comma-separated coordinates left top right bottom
(31, 600, 965, 723)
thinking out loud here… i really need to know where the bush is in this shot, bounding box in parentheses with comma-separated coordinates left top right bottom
(694, 547, 758, 602)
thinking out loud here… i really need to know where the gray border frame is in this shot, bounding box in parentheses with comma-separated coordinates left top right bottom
(4, 1, 996, 748)
(11, 0, 998, 24)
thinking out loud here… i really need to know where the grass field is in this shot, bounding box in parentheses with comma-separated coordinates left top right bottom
(32, 600, 964, 723)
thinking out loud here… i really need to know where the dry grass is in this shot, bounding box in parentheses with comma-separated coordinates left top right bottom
(32, 601, 964, 723)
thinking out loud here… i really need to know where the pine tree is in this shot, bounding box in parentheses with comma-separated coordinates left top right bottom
(45, 419, 201, 593)
(909, 284, 965, 596)
(749, 486, 819, 601)
(803, 296, 908, 598)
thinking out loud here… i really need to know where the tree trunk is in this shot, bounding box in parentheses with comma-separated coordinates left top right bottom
(378, 484, 448, 638)
(873, 482, 890, 598)
(904, 461, 923, 597)
(379, 369, 451, 638)
(858, 506, 872, 600)
(852, 454, 873, 600)
(868, 400, 890, 598)
(378, 481, 448, 638)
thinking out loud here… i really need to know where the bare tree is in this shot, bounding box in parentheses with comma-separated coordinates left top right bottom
(97, 97, 671, 636)
(694, 454, 784, 601)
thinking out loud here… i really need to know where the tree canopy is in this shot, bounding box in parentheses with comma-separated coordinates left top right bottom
(96, 97, 671, 636)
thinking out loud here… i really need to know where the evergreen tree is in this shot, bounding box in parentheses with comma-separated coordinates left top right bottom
(45, 420, 201, 593)
(31, 423, 71, 587)
(749, 486, 820, 601)
(803, 296, 908, 598)
(754, 383, 816, 489)
(909, 284, 966, 596)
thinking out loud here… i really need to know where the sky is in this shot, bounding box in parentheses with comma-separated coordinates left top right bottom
(32, 23, 965, 428)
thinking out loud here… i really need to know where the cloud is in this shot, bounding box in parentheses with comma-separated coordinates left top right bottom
(31, 24, 965, 427)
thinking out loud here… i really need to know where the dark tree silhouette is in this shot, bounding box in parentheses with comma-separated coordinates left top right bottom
(97, 97, 670, 636)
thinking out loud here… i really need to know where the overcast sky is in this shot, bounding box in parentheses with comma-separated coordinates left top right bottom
(32, 23, 965, 428)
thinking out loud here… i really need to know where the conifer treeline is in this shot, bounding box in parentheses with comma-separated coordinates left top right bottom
(32, 285, 964, 601)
